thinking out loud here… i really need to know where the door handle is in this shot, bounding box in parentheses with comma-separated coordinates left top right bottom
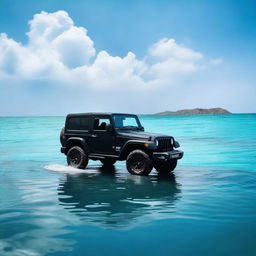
(91, 134, 98, 138)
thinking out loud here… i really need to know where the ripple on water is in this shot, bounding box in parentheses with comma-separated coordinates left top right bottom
(0, 162, 255, 255)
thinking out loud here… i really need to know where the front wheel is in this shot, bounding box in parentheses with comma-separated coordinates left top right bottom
(67, 146, 88, 169)
(154, 160, 177, 174)
(126, 150, 153, 175)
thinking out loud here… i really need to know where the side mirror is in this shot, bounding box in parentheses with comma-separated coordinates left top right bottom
(174, 140, 180, 148)
(141, 126, 145, 131)
(106, 123, 114, 132)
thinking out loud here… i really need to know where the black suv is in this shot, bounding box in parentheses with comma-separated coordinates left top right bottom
(60, 113, 183, 175)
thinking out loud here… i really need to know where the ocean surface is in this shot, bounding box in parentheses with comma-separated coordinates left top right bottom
(0, 114, 256, 256)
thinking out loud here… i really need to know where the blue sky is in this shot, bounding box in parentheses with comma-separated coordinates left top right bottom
(0, 0, 255, 115)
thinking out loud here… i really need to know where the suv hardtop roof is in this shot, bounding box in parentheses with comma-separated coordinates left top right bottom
(66, 112, 138, 117)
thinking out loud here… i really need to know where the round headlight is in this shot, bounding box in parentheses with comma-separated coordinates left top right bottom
(155, 139, 158, 147)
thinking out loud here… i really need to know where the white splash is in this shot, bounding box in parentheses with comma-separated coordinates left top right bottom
(44, 164, 99, 174)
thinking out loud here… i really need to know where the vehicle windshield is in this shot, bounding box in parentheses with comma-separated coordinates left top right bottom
(113, 114, 142, 130)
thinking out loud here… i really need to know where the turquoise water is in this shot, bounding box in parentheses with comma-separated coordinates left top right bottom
(0, 114, 256, 256)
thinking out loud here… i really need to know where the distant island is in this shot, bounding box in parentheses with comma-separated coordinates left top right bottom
(153, 108, 231, 115)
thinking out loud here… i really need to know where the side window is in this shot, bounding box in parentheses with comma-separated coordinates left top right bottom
(67, 117, 90, 130)
(93, 118, 110, 131)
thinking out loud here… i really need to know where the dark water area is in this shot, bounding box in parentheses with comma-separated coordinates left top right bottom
(0, 115, 256, 255)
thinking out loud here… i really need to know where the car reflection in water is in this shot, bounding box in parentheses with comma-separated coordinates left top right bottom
(58, 166, 181, 228)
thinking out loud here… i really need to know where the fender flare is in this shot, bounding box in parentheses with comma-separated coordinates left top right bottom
(65, 137, 90, 154)
(119, 140, 156, 159)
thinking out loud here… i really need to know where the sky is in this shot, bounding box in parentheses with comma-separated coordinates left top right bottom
(0, 0, 256, 115)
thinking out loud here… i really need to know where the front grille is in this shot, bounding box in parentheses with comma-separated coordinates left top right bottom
(156, 137, 173, 151)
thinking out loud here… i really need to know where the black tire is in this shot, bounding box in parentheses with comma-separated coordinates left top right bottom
(60, 128, 65, 145)
(67, 146, 88, 169)
(126, 150, 153, 175)
(100, 159, 116, 166)
(154, 160, 177, 174)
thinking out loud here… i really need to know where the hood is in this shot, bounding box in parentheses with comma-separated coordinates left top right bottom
(116, 130, 170, 141)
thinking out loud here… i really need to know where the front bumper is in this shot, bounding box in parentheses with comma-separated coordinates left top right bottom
(153, 150, 183, 161)
(60, 147, 66, 154)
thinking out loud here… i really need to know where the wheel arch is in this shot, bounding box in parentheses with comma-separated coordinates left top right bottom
(119, 141, 151, 160)
(65, 138, 90, 155)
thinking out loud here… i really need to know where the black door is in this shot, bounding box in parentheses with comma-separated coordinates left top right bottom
(90, 116, 115, 154)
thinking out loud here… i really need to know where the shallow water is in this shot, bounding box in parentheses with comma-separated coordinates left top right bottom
(0, 114, 256, 256)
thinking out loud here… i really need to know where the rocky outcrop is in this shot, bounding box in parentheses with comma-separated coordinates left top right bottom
(154, 108, 231, 115)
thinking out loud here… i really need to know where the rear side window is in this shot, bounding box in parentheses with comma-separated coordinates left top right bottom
(67, 116, 90, 130)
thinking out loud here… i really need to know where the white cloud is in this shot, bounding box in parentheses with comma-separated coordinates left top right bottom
(27, 11, 73, 46)
(52, 26, 95, 68)
(0, 10, 237, 115)
(28, 11, 95, 68)
(0, 10, 207, 87)
(149, 38, 203, 61)
(147, 38, 203, 82)
(83, 51, 148, 90)
(0, 33, 24, 76)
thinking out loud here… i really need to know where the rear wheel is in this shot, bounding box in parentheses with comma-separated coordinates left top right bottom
(100, 159, 116, 166)
(67, 146, 88, 169)
(126, 150, 153, 175)
(154, 160, 177, 174)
